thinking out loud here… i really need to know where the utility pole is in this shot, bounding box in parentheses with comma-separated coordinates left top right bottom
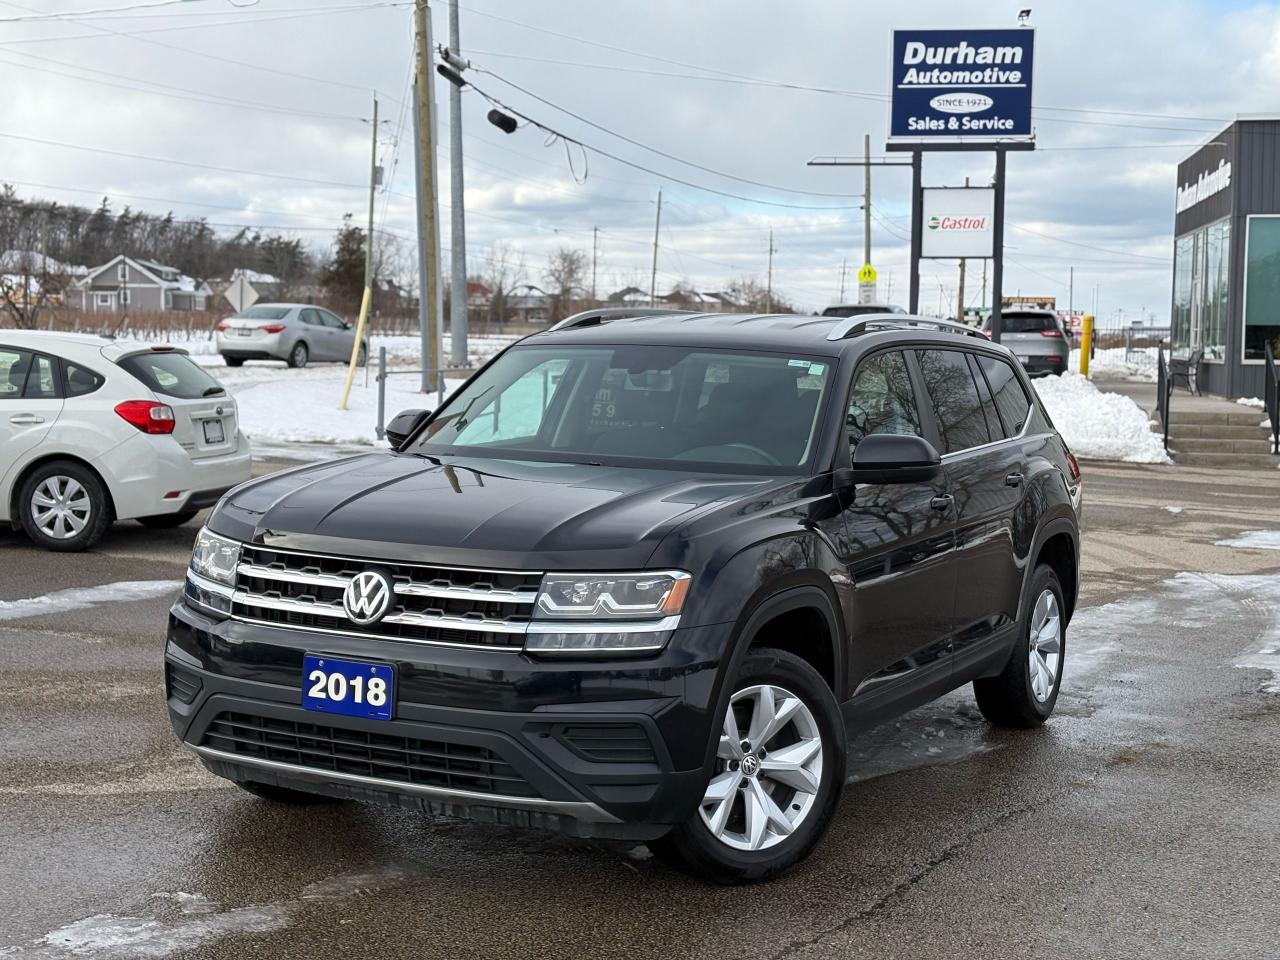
(591, 225, 598, 302)
(339, 93, 379, 410)
(863, 133, 872, 273)
(649, 188, 662, 306)
(981, 259, 988, 313)
(955, 176, 969, 323)
(413, 0, 442, 396)
(766, 227, 776, 313)
(838, 258, 847, 302)
(1068, 265, 1074, 317)
(447, 0, 467, 367)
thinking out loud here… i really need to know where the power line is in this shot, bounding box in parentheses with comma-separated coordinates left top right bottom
(0, 0, 226, 21)
(1008, 223, 1172, 263)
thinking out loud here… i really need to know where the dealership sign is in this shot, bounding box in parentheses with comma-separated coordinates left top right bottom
(921, 187, 995, 258)
(1175, 158, 1231, 213)
(889, 29, 1035, 142)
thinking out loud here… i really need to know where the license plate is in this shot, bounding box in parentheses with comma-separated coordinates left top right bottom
(236, 327, 253, 337)
(302, 655, 395, 721)
(202, 418, 225, 444)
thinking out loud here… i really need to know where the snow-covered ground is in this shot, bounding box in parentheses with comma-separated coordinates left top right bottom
(1214, 529, 1280, 551)
(1032, 372, 1171, 464)
(111, 331, 518, 458)
(1069, 346, 1158, 382)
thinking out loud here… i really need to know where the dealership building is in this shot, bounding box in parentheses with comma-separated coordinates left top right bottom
(1172, 117, 1280, 398)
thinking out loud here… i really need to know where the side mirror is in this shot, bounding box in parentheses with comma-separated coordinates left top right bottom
(838, 433, 942, 486)
(385, 408, 431, 449)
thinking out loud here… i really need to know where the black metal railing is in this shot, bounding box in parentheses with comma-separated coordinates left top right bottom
(1266, 339, 1279, 456)
(1156, 346, 1172, 451)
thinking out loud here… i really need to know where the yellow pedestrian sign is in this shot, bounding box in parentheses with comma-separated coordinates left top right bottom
(857, 263, 877, 284)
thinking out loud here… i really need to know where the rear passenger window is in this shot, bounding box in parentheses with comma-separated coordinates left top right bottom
(975, 354, 1032, 436)
(846, 350, 921, 457)
(64, 362, 104, 398)
(965, 353, 1002, 438)
(915, 349, 992, 453)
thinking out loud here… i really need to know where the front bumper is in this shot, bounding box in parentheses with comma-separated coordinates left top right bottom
(166, 597, 731, 840)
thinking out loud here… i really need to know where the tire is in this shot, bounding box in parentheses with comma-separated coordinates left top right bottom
(235, 781, 345, 805)
(356, 343, 367, 367)
(136, 510, 199, 529)
(224, 356, 245, 368)
(17, 460, 112, 552)
(974, 564, 1066, 728)
(653, 647, 846, 884)
(287, 341, 309, 369)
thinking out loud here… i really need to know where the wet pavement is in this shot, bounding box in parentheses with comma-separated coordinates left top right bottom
(1, 457, 1279, 959)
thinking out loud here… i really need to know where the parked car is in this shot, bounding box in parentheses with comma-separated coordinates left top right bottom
(1, 331, 250, 551)
(216, 304, 367, 369)
(981, 308, 1070, 376)
(820, 303, 907, 318)
(168, 311, 1081, 883)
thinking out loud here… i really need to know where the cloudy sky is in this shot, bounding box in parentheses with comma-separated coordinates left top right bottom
(3, 0, 1277, 319)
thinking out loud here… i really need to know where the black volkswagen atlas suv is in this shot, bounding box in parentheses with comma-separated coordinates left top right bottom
(167, 310, 1082, 884)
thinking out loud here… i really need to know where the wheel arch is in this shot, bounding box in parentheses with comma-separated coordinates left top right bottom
(1022, 518, 1079, 625)
(9, 452, 117, 525)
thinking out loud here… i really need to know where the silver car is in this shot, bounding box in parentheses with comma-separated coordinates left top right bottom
(981, 308, 1069, 376)
(215, 304, 368, 369)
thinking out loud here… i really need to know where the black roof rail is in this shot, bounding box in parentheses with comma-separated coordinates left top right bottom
(825, 315, 987, 342)
(543, 307, 696, 333)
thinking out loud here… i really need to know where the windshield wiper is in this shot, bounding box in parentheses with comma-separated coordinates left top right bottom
(202, 386, 226, 397)
(452, 386, 492, 432)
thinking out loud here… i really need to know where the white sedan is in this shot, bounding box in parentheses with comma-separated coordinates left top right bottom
(1, 331, 251, 551)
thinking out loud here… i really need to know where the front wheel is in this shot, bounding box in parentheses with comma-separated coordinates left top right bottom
(653, 647, 845, 884)
(17, 460, 112, 552)
(973, 564, 1066, 727)
(356, 343, 367, 367)
(287, 341, 309, 369)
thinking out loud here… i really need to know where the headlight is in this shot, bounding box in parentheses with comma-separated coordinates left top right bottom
(534, 571, 690, 620)
(191, 527, 241, 586)
(526, 571, 690, 657)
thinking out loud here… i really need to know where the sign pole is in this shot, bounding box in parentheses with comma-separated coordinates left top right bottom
(990, 147, 1007, 344)
(909, 150, 922, 314)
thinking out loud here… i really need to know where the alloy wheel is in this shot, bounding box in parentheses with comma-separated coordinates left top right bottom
(30, 475, 91, 540)
(1028, 588, 1062, 702)
(698, 683, 824, 852)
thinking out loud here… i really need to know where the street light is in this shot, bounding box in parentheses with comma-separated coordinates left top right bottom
(1017, 8, 1032, 25)
(487, 108, 518, 134)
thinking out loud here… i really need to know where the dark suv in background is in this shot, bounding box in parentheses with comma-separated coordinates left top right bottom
(981, 307, 1071, 376)
(167, 311, 1082, 884)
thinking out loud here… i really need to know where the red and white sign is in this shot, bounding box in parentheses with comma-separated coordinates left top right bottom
(921, 187, 996, 258)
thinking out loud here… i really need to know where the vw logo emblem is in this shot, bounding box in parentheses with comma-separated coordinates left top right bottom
(740, 754, 760, 777)
(343, 570, 392, 625)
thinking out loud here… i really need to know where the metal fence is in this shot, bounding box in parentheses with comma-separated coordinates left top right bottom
(374, 346, 450, 440)
(1089, 323, 1171, 373)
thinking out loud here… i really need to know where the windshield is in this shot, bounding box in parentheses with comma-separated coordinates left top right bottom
(987, 312, 1058, 333)
(413, 345, 834, 473)
(235, 306, 291, 320)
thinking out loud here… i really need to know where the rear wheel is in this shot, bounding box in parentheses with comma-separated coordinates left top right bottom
(653, 647, 845, 884)
(17, 460, 112, 552)
(974, 564, 1066, 727)
(223, 356, 245, 368)
(287, 341, 309, 369)
(235, 781, 345, 805)
(137, 510, 199, 529)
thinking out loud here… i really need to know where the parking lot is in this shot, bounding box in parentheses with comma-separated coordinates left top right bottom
(2, 455, 1278, 959)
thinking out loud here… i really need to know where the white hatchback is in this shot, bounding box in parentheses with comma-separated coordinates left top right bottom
(1, 331, 251, 551)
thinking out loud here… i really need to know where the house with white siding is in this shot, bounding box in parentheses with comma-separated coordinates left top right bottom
(68, 255, 211, 312)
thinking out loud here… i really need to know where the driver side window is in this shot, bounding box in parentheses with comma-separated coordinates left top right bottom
(846, 350, 921, 461)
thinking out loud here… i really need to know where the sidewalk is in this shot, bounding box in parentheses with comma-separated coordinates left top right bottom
(1092, 376, 1250, 420)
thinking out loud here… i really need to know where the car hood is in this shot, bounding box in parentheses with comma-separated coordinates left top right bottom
(210, 452, 774, 570)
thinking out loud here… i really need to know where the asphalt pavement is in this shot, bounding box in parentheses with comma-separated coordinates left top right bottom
(1, 454, 1279, 959)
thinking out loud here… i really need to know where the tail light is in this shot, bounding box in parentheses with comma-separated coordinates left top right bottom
(115, 400, 175, 435)
(260, 324, 286, 334)
(217, 322, 230, 332)
(1065, 448, 1082, 483)
(1040, 329, 1065, 338)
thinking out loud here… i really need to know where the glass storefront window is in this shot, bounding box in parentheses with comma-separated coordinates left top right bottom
(1204, 219, 1229, 361)
(1172, 234, 1193, 357)
(1244, 215, 1280, 361)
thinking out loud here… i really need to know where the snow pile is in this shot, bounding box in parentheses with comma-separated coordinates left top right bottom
(1032, 372, 1171, 463)
(1068, 346, 1158, 382)
(1214, 529, 1280, 550)
(1236, 396, 1265, 408)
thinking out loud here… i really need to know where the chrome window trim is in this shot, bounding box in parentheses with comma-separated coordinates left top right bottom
(191, 745, 620, 823)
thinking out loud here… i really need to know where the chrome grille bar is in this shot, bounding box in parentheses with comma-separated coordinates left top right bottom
(393, 581, 538, 604)
(237, 562, 350, 590)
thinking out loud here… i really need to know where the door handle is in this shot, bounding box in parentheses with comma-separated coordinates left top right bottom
(1005, 472, 1024, 488)
(9, 414, 44, 425)
(930, 494, 954, 512)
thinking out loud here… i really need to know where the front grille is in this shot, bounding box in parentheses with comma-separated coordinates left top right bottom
(558, 723, 658, 764)
(231, 544, 542, 649)
(203, 711, 539, 798)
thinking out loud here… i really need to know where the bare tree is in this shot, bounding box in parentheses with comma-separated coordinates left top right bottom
(482, 241, 527, 332)
(1, 251, 68, 330)
(725, 276, 796, 314)
(543, 246, 589, 321)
